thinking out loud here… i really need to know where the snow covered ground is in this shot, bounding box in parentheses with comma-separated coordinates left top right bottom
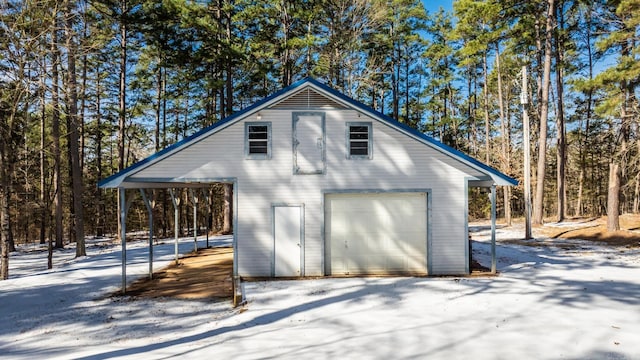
(1, 225, 639, 360)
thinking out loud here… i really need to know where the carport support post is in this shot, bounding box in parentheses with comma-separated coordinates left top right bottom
(490, 185, 497, 274)
(190, 189, 198, 253)
(202, 188, 210, 248)
(119, 188, 127, 294)
(140, 189, 154, 279)
(169, 189, 180, 264)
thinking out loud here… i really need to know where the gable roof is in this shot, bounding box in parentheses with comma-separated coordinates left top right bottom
(99, 78, 517, 188)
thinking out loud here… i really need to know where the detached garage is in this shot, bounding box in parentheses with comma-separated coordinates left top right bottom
(100, 78, 517, 291)
(325, 192, 429, 275)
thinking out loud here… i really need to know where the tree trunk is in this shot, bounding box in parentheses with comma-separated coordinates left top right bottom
(607, 162, 621, 231)
(117, 0, 128, 245)
(1, 190, 8, 280)
(575, 9, 595, 217)
(576, 170, 584, 217)
(533, 0, 556, 225)
(96, 64, 105, 237)
(405, 55, 410, 125)
(0, 142, 8, 279)
(222, 183, 232, 234)
(80, 11, 88, 172)
(633, 173, 639, 214)
(155, 65, 162, 152)
(65, 0, 85, 257)
(51, 23, 64, 250)
(555, 3, 566, 222)
(40, 73, 47, 245)
(482, 51, 490, 165)
(225, 6, 233, 116)
(495, 46, 510, 226)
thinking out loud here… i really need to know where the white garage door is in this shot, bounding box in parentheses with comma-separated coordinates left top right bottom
(325, 192, 427, 275)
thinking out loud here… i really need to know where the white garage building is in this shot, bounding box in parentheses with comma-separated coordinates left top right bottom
(99, 78, 517, 287)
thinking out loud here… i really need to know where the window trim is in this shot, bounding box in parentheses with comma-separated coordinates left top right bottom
(346, 122, 373, 159)
(245, 121, 272, 159)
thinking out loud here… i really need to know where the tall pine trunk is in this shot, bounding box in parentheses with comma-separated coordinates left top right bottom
(533, 0, 556, 225)
(65, 0, 85, 257)
(117, 0, 128, 245)
(222, 184, 232, 234)
(575, 12, 594, 217)
(0, 140, 9, 279)
(607, 162, 621, 231)
(95, 64, 105, 237)
(40, 72, 47, 245)
(633, 173, 639, 214)
(51, 21, 64, 250)
(495, 46, 510, 225)
(482, 51, 490, 165)
(555, 3, 566, 222)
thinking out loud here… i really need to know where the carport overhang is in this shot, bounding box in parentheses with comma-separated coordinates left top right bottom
(98, 177, 240, 304)
(466, 176, 508, 275)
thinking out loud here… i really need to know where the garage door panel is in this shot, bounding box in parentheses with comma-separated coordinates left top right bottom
(326, 193, 427, 275)
(386, 255, 406, 272)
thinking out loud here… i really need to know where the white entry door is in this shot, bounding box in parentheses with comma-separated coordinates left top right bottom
(274, 205, 304, 277)
(293, 112, 325, 174)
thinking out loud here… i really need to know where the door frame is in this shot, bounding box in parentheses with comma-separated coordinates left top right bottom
(322, 189, 432, 276)
(271, 203, 305, 277)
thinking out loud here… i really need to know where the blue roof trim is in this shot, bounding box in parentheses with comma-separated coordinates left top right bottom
(304, 78, 518, 186)
(98, 78, 312, 188)
(99, 77, 517, 188)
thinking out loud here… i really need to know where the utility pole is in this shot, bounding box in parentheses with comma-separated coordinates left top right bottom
(521, 66, 532, 240)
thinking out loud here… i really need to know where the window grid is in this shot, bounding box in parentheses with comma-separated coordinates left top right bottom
(346, 122, 372, 159)
(245, 122, 271, 159)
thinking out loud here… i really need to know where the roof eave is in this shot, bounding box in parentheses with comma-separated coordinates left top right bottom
(305, 79, 519, 187)
(99, 77, 518, 189)
(98, 78, 318, 189)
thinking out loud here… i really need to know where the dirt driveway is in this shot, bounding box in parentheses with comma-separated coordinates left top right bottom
(125, 247, 233, 300)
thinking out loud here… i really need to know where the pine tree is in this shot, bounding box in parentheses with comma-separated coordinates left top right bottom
(591, 0, 640, 230)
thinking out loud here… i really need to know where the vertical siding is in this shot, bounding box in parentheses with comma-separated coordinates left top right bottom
(132, 109, 483, 276)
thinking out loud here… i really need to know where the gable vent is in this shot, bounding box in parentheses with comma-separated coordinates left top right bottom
(269, 88, 348, 110)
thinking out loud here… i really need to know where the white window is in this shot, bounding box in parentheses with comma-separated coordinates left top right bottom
(346, 122, 372, 159)
(245, 122, 271, 159)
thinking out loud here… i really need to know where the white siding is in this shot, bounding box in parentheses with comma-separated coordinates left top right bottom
(132, 109, 483, 276)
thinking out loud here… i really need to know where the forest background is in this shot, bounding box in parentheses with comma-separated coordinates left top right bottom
(0, 0, 638, 278)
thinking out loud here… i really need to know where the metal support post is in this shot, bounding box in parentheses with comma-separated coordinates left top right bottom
(490, 185, 497, 274)
(140, 189, 154, 279)
(202, 188, 210, 248)
(189, 189, 198, 253)
(169, 188, 180, 264)
(119, 188, 127, 294)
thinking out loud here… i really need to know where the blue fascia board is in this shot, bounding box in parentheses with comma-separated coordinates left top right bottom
(99, 77, 517, 188)
(305, 78, 519, 186)
(98, 78, 312, 188)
